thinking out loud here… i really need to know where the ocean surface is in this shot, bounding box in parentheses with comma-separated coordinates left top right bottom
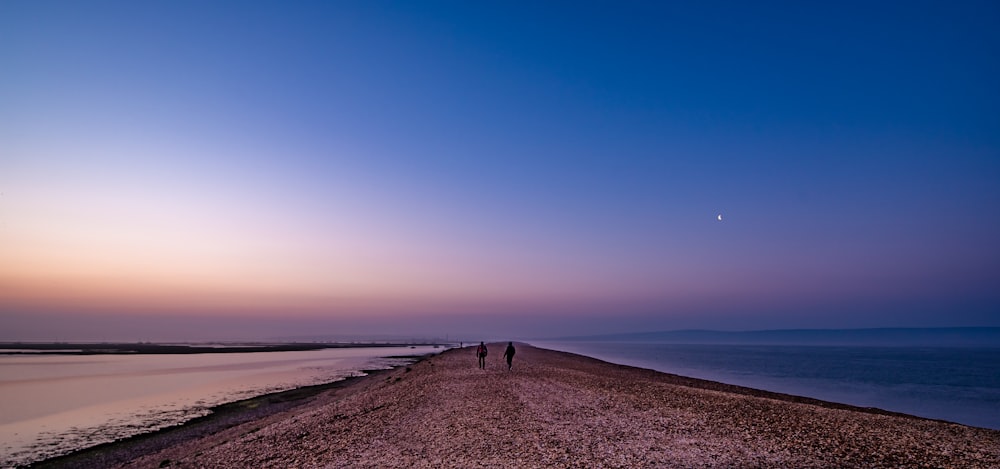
(537, 341, 1000, 430)
(0, 346, 439, 467)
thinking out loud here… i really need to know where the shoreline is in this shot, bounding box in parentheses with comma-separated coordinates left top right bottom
(26, 355, 430, 468)
(28, 344, 1000, 467)
(534, 341, 995, 429)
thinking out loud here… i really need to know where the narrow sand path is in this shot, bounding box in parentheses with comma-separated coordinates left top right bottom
(120, 344, 1000, 468)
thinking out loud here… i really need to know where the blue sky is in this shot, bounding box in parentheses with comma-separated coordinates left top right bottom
(1, 1, 998, 340)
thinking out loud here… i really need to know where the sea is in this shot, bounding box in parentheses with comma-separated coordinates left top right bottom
(537, 341, 1000, 431)
(0, 346, 439, 467)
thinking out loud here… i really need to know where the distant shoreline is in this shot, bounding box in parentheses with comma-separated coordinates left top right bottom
(0, 342, 449, 356)
(549, 326, 1000, 347)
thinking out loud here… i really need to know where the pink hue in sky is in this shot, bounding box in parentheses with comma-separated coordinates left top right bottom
(1, 1, 998, 341)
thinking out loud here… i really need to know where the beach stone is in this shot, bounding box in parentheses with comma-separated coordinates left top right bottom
(117, 344, 999, 468)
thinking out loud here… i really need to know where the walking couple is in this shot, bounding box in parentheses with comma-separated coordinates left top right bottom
(475, 341, 516, 371)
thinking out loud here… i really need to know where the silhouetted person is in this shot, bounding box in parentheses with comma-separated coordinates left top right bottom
(476, 342, 488, 369)
(503, 342, 515, 371)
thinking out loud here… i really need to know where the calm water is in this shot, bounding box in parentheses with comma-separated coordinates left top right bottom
(0, 346, 438, 467)
(537, 341, 1000, 430)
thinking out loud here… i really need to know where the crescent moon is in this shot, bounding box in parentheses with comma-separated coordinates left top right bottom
(717, 214, 723, 221)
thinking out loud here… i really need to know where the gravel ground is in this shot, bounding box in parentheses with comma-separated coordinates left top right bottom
(118, 344, 999, 468)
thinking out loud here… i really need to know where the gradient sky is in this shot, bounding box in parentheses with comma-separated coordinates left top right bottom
(1, 1, 998, 341)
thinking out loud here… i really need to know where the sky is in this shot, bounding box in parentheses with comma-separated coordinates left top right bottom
(1, 1, 998, 341)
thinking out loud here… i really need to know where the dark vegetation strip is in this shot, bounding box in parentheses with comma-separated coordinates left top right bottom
(0, 343, 446, 355)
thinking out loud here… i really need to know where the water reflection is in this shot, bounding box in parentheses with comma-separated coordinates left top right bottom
(0, 346, 437, 466)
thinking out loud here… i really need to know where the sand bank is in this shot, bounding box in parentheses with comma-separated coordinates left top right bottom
(40, 344, 1000, 468)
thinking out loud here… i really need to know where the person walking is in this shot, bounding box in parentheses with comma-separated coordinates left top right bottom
(476, 342, 488, 369)
(502, 342, 515, 371)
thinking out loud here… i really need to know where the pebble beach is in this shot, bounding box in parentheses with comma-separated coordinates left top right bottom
(41, 344, 1000, 468)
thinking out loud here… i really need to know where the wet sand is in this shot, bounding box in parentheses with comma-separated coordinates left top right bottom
(39, 344, 1000, 468)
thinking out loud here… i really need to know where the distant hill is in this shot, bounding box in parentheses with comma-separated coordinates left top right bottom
(551, 327, 1000, 347)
